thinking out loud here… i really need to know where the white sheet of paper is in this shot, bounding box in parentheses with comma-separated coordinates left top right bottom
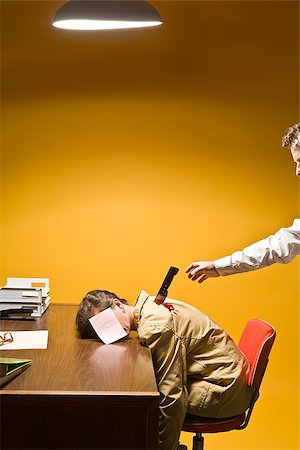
(0, 330, 48, 350)
(89, 308, 127, 344)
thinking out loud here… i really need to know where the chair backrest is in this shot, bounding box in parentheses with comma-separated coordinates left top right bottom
(238, 319, 276, 389)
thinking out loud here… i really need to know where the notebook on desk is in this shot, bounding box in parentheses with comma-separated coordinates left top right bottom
(0, 357, 31, 386)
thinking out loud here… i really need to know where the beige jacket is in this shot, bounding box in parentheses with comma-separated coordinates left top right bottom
(134, 291, 254, 450)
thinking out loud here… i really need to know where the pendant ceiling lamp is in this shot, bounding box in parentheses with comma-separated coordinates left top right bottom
(52, 0, 162, 30)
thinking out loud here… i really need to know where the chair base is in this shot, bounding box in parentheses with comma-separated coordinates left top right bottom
(193, 434, 204, 450)
(178, 434, 204, 450)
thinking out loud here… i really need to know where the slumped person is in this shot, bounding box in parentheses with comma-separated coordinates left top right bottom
(76, 289, 254, 450)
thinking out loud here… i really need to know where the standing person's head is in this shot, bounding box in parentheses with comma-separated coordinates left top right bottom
(76, 290, 129, 339)
(282, 122, 300, 176)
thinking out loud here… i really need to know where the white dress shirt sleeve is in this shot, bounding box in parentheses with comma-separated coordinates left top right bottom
(214, 218, 300, 276)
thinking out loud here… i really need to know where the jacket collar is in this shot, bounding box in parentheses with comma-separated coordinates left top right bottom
(133, 290, 150, 323)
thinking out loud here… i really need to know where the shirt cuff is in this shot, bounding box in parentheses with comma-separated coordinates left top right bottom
(214, 256, 235, 276)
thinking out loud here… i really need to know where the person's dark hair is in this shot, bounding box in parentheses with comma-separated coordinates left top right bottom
(76, 290, 128, 339)
(282, 122, 300, 148)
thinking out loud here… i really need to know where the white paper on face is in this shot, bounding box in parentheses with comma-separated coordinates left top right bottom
(89, 307, 127, 345)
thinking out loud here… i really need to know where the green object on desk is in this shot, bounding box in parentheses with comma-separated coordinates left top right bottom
(0, 357, 31, 385)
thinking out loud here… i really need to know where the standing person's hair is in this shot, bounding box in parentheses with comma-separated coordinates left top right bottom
(75, 290, 128, 339)
(282, 122, 300, 148)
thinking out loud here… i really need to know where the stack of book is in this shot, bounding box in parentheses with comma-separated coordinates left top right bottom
(0, 277, 50, 319)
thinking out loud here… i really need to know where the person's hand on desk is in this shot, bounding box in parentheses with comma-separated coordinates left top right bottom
(185, 261, 220, 283)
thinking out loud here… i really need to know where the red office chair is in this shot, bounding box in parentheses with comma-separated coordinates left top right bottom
(180, 319, 276, 450)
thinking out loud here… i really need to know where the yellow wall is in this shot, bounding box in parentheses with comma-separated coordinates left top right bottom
(1, 1, 299, 449)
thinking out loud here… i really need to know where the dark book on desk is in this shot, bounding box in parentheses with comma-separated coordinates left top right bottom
(0, 357, 31, 386)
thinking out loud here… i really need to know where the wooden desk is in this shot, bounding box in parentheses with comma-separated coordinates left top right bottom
(0, 304, 159, 450)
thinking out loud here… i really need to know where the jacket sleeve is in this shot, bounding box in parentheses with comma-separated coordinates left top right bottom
(139, 323, 188, 450)
(215, 218, 300, 276)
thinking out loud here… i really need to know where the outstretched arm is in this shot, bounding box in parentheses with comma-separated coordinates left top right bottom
(186, 219, 300, 282)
